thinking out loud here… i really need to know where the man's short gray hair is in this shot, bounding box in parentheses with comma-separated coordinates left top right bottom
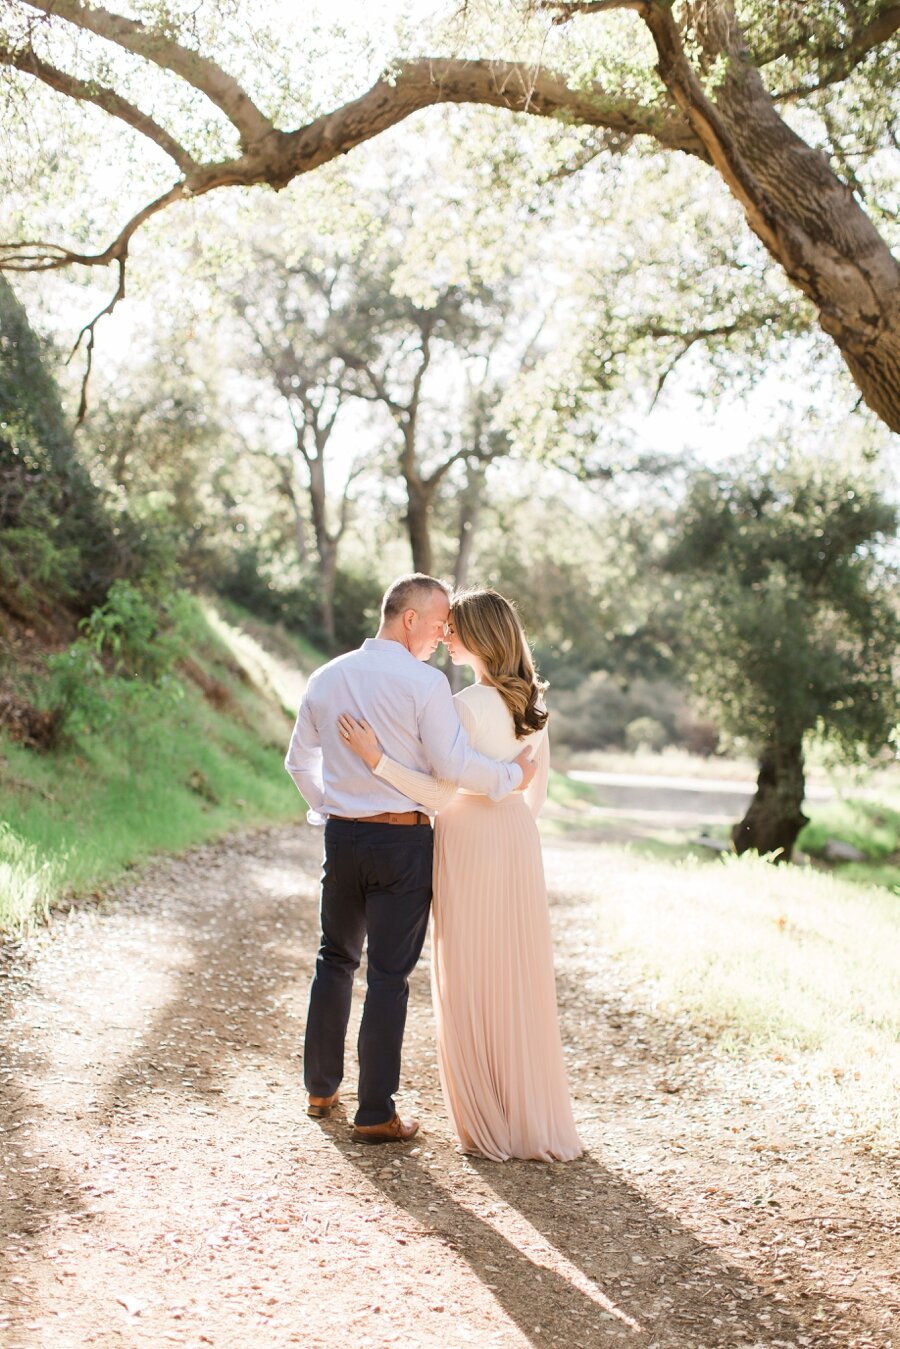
(381, 573, 451, 622)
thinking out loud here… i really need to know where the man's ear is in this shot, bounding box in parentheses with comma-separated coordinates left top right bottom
(402, 608, 416, 630)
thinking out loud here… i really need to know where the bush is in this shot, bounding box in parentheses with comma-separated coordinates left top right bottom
(674, 707, 720, 757)
(81, 579, 191, 680)
(625, 716, 668, 753)
(0, 510, 79, 619)
(42, 582, 192, 742)
(551, 670, 684, 751)
(215, 546, 381, 652)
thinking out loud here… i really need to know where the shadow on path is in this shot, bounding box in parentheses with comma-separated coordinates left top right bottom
(318, 1118, 832, 1349)
(0, 825, 884, 1347)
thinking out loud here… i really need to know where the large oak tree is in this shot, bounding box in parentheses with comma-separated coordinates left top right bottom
(1, 0, 898, 428)
(665, 454, 899, 860)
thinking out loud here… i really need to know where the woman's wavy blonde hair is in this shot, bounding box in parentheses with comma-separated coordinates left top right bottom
(451, 588, 548, 740)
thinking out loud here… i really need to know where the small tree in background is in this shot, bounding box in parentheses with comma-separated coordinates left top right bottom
(666, 456, 899, 861)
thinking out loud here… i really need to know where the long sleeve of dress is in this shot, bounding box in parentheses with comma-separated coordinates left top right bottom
(524, 730, 550, 819)
(371, 697, 483, 812)
(372, 755, 458, 812)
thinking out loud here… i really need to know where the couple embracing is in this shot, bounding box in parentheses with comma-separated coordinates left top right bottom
(286, 573, 581, 1163)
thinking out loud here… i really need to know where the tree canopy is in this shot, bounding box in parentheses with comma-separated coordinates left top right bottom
(1, 1, 897, 427)
(665, 451, 899, 857)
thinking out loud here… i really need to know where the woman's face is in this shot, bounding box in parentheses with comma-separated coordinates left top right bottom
(444, 616, 478, 668)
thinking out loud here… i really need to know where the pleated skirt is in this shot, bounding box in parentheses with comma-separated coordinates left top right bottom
(432, 792, 582, 1162)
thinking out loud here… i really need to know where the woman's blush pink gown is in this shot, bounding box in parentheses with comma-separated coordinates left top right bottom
(374, 683, 582, 1162)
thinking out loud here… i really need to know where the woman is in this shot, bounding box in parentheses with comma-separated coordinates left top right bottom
(338, 588, 581, 1163)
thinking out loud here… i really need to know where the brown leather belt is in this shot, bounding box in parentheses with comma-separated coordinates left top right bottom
(329, 811, 430, 826)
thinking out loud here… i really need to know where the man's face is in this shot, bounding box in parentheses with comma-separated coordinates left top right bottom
(407, 591, 450, 661)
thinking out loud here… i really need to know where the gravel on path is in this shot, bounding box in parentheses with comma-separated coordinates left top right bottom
(0, 825, 896, 1348)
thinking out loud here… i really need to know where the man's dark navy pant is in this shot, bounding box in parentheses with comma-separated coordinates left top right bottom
(304, 818, 433, 1126)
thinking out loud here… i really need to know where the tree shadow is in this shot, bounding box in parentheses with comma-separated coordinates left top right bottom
(0, 829, 862, 1345)
(0, 830, 322, 1333)
(0, 948, 92, 1332)
(319, 1119, 832, 1349)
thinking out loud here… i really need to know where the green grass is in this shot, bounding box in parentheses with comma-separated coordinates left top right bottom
(552, 844, 900, 1149)
(206, 595, 325, 710)
(546, 767, 601, 810)
(547, 758, 900, 892)
(799, 797, 900, 861)
(0, 599, 326, 932)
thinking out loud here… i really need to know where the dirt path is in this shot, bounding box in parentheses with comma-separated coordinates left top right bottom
(0, 826, 897, 1348)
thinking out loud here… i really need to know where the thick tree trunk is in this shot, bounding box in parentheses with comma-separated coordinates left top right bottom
(645, 2, 900, 431)
(717, 73, 900, 429)
(306, 453, 337, 650)
(453, 461, 485, 591)
(731, 741, 808, 862)
(404, 478, 434, 576)
(318, 541, 338, 652)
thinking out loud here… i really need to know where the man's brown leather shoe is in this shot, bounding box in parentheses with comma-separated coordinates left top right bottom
(307, 1092, 340, 1119)
(352, 1114, 419, 1145)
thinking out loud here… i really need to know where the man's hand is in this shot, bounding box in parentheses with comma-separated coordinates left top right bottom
(514, 747, 537, 791)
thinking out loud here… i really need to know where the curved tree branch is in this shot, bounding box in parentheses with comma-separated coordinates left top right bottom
(21, 0, 275, 149)
(67, 255, 124, 424)
(645, 318, 778, 410)
(0, 182, 187, 271)
(542, 1, 647, 18)
(0, 40, 199, 172)
(1, 3, 896, 426)
(769, 4, 900, 104)
(754, 4, 900, 80)
(279, 58, 704, 179)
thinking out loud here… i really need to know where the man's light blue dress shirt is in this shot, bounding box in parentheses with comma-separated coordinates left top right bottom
(285, 638, 522, 824)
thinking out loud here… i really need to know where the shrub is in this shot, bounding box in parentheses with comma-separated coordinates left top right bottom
(551, 670, 684, 751)
(0, 515, 79, 619)
(674, 707, 720, 757)
(625, 716, 668, 753)
(41, 582, 193, 742)
(215, 546, 381, 652)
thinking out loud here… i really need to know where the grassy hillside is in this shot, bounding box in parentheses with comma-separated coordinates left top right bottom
(0, 599, 323, 931)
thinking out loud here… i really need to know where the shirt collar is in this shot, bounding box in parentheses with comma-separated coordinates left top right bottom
(361, 637, 415, 658)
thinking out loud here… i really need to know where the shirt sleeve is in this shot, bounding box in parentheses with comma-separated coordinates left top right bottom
(418, 679, 522, 800)
(371, 697, 482, 812)
(284, 691, 327, 826)
(524, 729, 550, 819)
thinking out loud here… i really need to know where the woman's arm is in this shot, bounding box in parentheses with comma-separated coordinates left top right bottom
(337, 712, 458, 813)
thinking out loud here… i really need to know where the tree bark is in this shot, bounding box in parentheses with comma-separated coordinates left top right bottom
(5, 2, 899, 427)
(642, 1, 900, 430)
(731, 741, 808, 862)
(721, 80, 900, 433)
(454, 460, 485, 591)
(306, 452, 337, 650)
(404, 476, 434, 576)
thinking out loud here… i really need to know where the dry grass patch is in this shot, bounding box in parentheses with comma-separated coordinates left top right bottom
(547, 843, 900, 1150)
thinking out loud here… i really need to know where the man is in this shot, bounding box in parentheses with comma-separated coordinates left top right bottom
(285, 573, 536, 1144)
